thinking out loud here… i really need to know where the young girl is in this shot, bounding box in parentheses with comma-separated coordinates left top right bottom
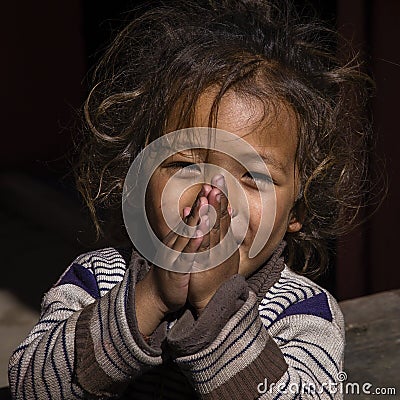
(9, 0, 372, 398)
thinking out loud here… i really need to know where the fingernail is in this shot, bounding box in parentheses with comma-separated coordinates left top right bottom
(203, 184, 212, 196)
(199, 203, 209, 217)
(202, 215, 209, 227)
(216, 194, 221, 203)
(211, 174, 225, 189)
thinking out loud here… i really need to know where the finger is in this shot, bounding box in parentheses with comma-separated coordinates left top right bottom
(219, 189, 230, 240)
(173, 196, 207, 252)
(211, 174, 226, 193)
(183, 184, 213, 255)
(164, 185, 209, 251)
(200, 183, 213, 198)
(163, 229, 178, 247)
(163, 202, 199, 249)
(185, 195, 203, 226)
(211, 174, 230, 241)
(162, 204, 197, 247)
(162, 208, 195, 248)
(154, 230, 202, 273)
(173, 230, 203, 272)
(208, 187, 221, 249)
(183, 206, 191, 219)
(197, 211, 210, 252)
(210, 174, 229, 243)
(183, 230, 204, 252)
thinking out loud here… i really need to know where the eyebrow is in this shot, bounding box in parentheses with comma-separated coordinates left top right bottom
(174, 150, 206, 159)
(241, 151, 288, 172)
(172, 149, 288, 172)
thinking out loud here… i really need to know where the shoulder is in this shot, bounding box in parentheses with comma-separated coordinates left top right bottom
(258, 266, 344, 333)
(54, 247, 132, 299)
(73, 246, 132, 270)
(258, 268, 346, 386)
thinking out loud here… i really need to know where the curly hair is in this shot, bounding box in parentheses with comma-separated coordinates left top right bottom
(76, 0, 375, 278)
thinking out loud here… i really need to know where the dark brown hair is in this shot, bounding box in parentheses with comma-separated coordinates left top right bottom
(76, 0, 375, 278)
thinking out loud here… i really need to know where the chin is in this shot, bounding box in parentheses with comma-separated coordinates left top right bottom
(237, 252, 256, 277)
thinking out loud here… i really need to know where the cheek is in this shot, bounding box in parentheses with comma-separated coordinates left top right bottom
(248, 206, 262, 233)
(246, 188, 292, 241)
(246, 188, 276, 232)
(273, 190, 294, 233)
(145, 178, 164, 237)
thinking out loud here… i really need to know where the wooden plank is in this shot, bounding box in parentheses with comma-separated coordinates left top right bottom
(340, 290, 400, 399)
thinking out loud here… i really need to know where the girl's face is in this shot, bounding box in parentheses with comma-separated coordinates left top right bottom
(145, 90, 302, 277)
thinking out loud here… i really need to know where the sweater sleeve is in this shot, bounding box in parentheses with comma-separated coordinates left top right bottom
(166, 275, 288, 399)
(257, 274, 346, 400)
(260, 314, 344, 399)
(8, 250, 163, 399)
(167, 273, 344, 400)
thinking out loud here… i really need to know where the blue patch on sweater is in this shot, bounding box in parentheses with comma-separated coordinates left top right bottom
(56, 263, 100, 299)
(275, 292, 332, 322)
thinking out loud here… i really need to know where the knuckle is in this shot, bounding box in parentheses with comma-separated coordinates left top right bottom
(220, 207, 230, 219)
(211, 221, 220, 231)
(181, 224, 194, 238)
(198, 243, 209, 252)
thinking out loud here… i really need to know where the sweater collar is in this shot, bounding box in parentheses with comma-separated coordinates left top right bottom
(247, 241, 286, 303)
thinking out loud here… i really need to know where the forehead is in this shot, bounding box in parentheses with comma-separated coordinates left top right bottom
(191, 89, 299, 170)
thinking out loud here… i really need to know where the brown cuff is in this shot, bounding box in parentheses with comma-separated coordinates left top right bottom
(167, 274, 249, 357)
(74, 304, 128, 397)
(73, 257, 164, 398)
(202, 336, 288, 399)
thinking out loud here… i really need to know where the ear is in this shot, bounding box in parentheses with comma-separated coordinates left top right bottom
(286, 202, 304, 233)
(287, 215, 302, 233)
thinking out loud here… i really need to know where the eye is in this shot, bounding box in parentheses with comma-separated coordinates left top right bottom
(243, 171, 274, 188)
(164, 161, 202, 177)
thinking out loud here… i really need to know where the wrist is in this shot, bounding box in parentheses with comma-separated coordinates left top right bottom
(144, 267, 176, 316)
(135, 272, 166, 336)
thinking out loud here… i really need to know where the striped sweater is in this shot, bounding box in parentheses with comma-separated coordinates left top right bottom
(9, 243, 345, 399)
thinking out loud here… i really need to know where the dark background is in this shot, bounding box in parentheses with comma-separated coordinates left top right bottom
(1, 0, 399, 310)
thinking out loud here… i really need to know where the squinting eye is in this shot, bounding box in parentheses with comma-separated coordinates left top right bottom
(166, 162, 202, 177)
(244, 171, 274, 187)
